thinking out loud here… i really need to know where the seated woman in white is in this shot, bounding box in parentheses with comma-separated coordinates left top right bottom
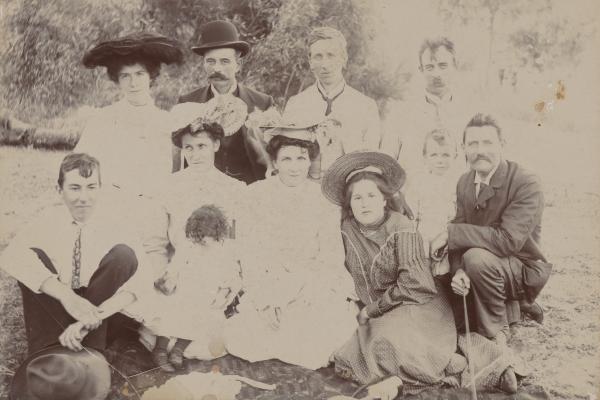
(225, 123, 357, 370)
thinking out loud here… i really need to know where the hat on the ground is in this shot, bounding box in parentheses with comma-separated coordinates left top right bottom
(191, 20, 250, 57)
(83, 32, 183, 68)
(321, 151, 406, 206)
(10, 345, 110, 400)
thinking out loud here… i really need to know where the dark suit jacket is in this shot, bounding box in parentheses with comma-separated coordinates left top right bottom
(174, 84, 274, 184)
(448, 160, 551, 301)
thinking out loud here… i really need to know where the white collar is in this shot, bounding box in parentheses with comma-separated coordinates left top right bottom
(425, 90, 452, 106)
(474, 162, 500, 186)
(211, 82, 238, 97)
(316, 79, 346, 99)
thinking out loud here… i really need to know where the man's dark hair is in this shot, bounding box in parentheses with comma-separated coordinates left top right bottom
(105, 54, 161, 83)
(57, 153, 101, 188)
(463, 113, 503, 143)
(418, 37, 456, 68)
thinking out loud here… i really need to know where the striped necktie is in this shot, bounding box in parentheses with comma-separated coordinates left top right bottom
(71, 224, 82, 289)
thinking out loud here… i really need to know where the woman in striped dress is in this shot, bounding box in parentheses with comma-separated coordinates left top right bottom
(321, 152, 517, 398)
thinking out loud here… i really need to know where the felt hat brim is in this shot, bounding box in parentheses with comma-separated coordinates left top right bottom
(191, 40, 250, 57)
(321, 151, 406, 206)
(83, 32, 183, 68)
(10, 345, 110, 400)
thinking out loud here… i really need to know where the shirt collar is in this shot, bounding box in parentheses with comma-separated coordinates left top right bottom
(210, 81, 238, 97)
(316, 79, 346, 99)
(474, 162, 500, 186)
(425, 90, 452, 107)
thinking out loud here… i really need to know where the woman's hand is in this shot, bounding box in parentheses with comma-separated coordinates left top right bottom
(429, 230, 448, 261)
(59, 322, 89, 351)
(357, 307, 370, 325)
(365, 376, 403, 400)
(154, 272, 178, 295)
(451, 269, 470, 296)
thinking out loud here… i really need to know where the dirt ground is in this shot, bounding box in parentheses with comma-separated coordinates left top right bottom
(0, 146, 598, 399)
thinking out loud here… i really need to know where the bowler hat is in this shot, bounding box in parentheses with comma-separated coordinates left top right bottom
(10, 345, 110, 400)
(192, 20, 250, 57)
(83, 32, 183, 68)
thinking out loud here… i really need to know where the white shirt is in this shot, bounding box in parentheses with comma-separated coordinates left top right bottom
(0, 198, 152, 304)
(474, 162, 500, 197)
(316, 78, 345, 100)
(284, 82, 381, 172)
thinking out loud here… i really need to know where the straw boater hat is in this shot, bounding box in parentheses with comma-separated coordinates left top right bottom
(321, 151, 406, 206)
(82, 32, 183, 68)
(10, 345, 110, 400)
(191, 20, 250, 57)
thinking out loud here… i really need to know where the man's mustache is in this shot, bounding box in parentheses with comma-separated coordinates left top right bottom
(209, 72, 228, 80)
(474, 155, 491, 163)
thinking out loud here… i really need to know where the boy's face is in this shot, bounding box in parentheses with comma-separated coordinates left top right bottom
(424, 139, 454, 176)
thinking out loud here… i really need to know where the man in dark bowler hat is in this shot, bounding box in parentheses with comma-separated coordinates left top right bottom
(430, 113, 551, 350)
(173, 20, 274, 184)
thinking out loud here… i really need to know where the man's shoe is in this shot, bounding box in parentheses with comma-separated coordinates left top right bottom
(520, 301, 544, 324)
(498, 367, 518, 394)
(168, 349, 185, 370)
(152, 349, 175, 373)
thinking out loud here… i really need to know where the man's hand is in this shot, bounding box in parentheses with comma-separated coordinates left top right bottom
(59, 322, 89, 351)
(60, 293, 102, 327)
(430, 230, 449, 261)
(451, 269, 471, 296)
(357, 307, 370, 325)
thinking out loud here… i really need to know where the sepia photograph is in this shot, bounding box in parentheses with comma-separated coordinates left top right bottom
(0, 0, 598, 399)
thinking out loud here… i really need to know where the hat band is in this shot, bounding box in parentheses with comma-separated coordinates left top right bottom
(346, 166, 383, 182)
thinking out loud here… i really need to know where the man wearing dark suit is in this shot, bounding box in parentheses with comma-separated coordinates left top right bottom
(173, 20, 274, 184)
(430, 113, 551, 346)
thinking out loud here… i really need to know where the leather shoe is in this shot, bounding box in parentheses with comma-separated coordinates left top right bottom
(520, 301, 544, 324)
(499, 367, 518, 394)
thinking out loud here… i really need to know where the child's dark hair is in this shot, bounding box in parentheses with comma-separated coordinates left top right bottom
(184, 205, 229, 244)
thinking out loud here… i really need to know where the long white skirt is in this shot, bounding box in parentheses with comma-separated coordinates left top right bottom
(224, 295, 358, 370)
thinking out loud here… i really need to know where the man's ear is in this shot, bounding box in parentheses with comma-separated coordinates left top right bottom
(56, 184, 62, 194)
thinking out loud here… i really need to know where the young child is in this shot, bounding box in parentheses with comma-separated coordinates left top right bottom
(150, 205, 242, 371)
(404, 129, 461, 276)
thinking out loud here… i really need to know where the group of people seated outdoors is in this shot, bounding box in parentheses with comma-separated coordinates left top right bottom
(2, 20, 552, 400)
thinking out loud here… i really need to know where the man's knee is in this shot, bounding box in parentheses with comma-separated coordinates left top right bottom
(462, 248, 500, 283)
(105, 244, 138, 277)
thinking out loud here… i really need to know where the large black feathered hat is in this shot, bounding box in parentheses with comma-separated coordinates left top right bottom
(83, 32, 183, 68)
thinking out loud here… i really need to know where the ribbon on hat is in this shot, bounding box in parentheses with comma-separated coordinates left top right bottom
(345, 165, 383, 182)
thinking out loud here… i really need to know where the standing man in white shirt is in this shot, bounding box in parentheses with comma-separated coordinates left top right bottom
(284, 27, 382, 178)
(1, 153, 150, 355)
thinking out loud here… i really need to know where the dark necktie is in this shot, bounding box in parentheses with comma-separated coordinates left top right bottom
(477, 182, 488, 200)
(318, 86, 344, 116)
(71, 224, 82, 289)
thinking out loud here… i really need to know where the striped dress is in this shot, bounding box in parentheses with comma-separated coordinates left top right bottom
(334, 211, 510, 394)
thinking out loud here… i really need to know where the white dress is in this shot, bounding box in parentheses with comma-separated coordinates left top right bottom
(146, 241, 242, 352)
(75, 98, 175, 198)
(225, 176, 358, 370)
